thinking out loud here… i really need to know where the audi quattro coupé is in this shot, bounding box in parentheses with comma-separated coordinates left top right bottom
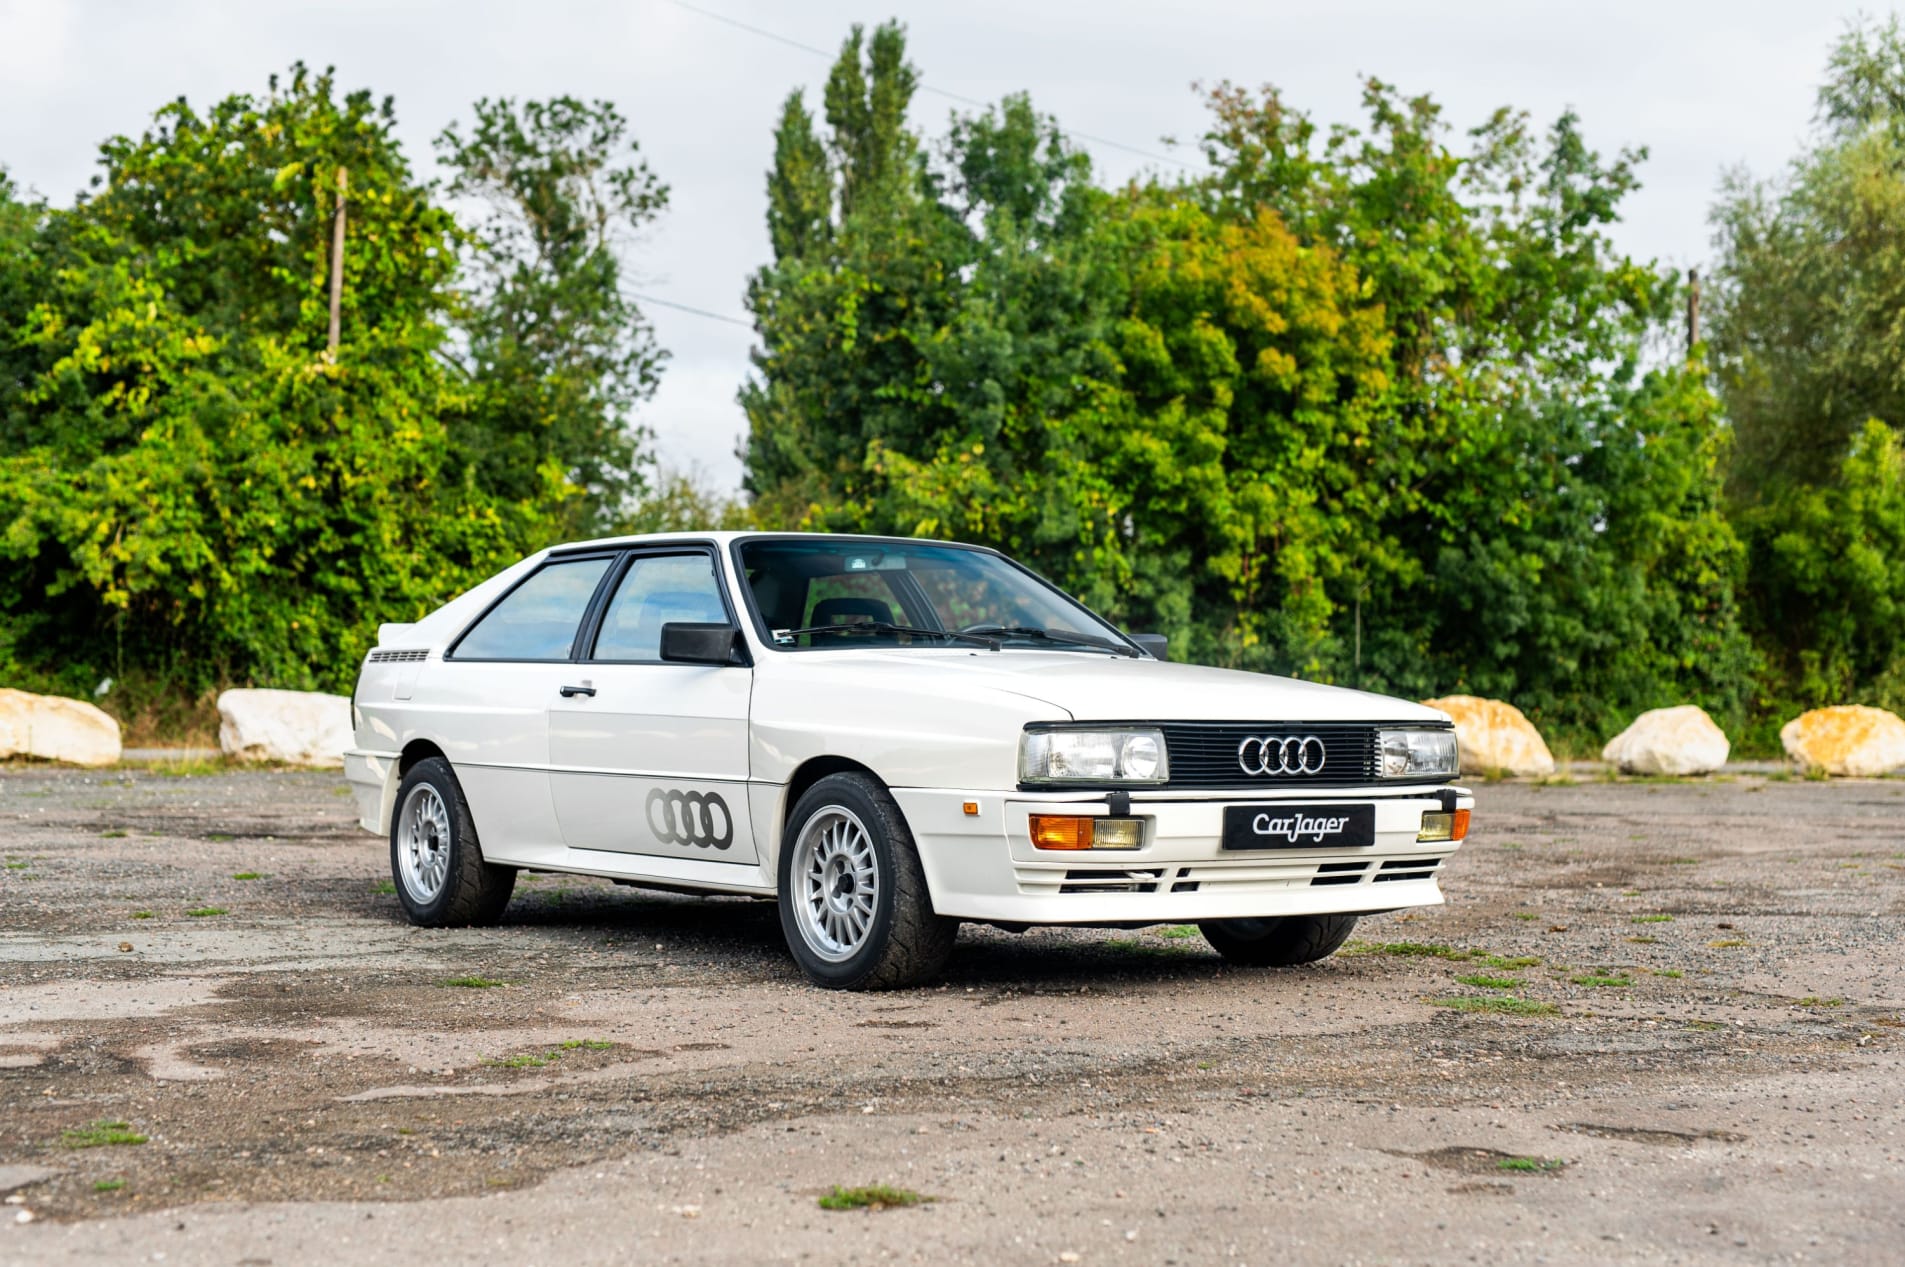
(346, 532, 1472, 989)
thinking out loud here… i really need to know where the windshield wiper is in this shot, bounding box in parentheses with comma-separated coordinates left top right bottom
(774, 622, 1000, 649)
(960, 626, 1138, 657)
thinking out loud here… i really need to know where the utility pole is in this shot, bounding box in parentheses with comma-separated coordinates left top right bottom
(327, 167, 348, 356)
(1686, 267, 1700, 357)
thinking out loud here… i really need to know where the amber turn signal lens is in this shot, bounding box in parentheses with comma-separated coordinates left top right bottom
(1030, 815, 1094, 850)
(1417, 808, 1471, 843)
(1029, 815, 1145, 850)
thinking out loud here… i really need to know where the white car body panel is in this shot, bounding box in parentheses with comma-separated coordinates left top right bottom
(347, 531, 1471, 925)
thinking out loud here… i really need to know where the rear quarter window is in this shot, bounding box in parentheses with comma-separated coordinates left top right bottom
(451, 556, 613, 661)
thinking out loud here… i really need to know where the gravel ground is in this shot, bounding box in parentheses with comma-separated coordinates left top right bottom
(1, 765, 1902, 1265)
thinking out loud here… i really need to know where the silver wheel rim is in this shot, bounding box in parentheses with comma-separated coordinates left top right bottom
(791, 807, 881, 963)
(397, 783, 452, 903)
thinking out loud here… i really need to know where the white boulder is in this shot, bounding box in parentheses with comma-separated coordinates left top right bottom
(217, 689, 352, 767)
(0, 688, 123, 767)
(1421, 695, 1556, 778)
(1780, 705, 1905, 777)
(1601, 705, 1730, 776)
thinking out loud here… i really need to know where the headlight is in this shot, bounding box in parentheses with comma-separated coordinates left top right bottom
(1378, 728, 1459, 778)
(1020, 728, 1169, 785)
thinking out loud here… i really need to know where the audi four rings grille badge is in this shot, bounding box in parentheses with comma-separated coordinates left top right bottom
(646, 788, 734, 850)
(1237, 735, 1328, 776)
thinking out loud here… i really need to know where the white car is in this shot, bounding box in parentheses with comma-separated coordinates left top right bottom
(346, 532, 1471, 989)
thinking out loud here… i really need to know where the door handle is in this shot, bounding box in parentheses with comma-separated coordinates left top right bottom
(559, 684, 596, 698)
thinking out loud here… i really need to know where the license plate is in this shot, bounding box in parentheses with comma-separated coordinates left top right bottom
(1222, 803, 1375, 850)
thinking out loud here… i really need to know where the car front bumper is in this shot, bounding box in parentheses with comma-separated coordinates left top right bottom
(891, 786, 1471, 925)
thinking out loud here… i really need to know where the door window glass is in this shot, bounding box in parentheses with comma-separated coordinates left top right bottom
(453, 556, 612, 661)
(591, 553, 729, 662)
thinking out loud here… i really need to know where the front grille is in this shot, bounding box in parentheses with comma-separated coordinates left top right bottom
(1156, 722, 1385, 789)
(369, 648, 428, 663)
(1374, 857, 1444, 883)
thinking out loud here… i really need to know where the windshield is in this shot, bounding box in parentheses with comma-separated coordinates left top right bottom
(735, 538, 1134, 654)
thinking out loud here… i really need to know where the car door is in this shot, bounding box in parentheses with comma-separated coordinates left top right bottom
(547, 547, 757, 865)
(427, 551, 621, 854)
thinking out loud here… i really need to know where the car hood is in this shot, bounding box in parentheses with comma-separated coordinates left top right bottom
(797, 649, 1447, 724)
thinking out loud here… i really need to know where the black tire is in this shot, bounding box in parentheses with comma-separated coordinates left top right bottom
(777, 772, 957, 990)
(389, 757, 516, 927)
(1198, 914, 1359, 967)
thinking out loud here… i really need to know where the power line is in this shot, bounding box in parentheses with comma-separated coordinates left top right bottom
(623, 288, 754, 328)
(671, 0, 1194, 170)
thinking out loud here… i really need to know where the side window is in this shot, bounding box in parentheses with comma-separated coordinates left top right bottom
(452, 556, 612, 661)
(591, 553, 729, 662)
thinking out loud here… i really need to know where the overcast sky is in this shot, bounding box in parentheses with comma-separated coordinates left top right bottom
(0, 0, 1880, 495)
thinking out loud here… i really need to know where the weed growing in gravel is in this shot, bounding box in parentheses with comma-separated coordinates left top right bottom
(1570, 973, 1633, 988)
(130, 911, 152, 920)
(1431, 995, 1559, 1016)
(1497, 1156, 1566, 1173)
(1708, 938, 1750, 948)
(3, 859, 28, 870)
(1454, 974, 1524, 990)
(1104, 936, 1199, 958)
(1793, 996, 1843, 1008)
(205, 833, 233, 842)
(1472, 952, 1542, 970)
(441, 976, 507, 988)
(232, 872, 264, 881)
(1157, 925, 1198, 940)
(1686, 1020, 1725, 1031)
(186, 907, 227, 918)
(560, 1039, 614, 1050)
(489, 1052, 558, 1069)
(371, 880, 397, 896)
(1627, 935, 1659, 944)
(1511, 912, 1538, 921)
(1345, 941, 1464, 959)
(1633, 914, 1674, 923)
(62, 1121, 146, 1149)
(818, 1184, 929, 1211)
(93, 1179, 125, 1192)
(100, 830, 127, 839)
(1654, 969, 1685, 979)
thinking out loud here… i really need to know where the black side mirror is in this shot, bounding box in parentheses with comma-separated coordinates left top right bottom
(1130, 633, 1168, 661)
(659, 623, 750, 666)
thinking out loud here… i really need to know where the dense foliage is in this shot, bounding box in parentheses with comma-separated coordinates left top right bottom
(1710, 17, 1905, 723)
(742, 23, 1751, 743)
(3, 23, 1900, 751)
(0, 68, 665, 712)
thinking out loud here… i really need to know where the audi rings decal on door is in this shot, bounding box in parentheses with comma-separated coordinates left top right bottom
(1237, 735, 1328, 776)
(645, 788, 735, 850)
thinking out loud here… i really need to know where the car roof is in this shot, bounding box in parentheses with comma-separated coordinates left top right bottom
(545, 530, 1000, 555)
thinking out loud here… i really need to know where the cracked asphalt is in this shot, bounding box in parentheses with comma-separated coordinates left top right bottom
(1, 765, 1902, 1265)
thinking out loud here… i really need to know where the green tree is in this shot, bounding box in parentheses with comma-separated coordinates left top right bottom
(743, 23, 1751, 741)
(0, 66, 550, 702)
(1709, 17, 1905, 718)
(437, 96, 669, 533)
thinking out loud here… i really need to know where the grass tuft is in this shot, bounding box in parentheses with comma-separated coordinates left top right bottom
(1454, 974, 1524, 990)
(817, 1184, 929, 1211)
(62, 1120, 147, 1149)
(93, 1179, 126, 1192)
(1570, 973, 1634, 988)
(1793, 996, 1843, 1009)
(1496, 1156, 1566, 1173)
(441, 976, 507, 989)
(232, 872, 264, 881)
(186, 907, 227, 918)
(1431, 995, 1559, 1016)
(1632, 914, 1674, 924)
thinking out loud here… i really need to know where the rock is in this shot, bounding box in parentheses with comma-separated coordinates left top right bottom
(0, 688, 123, 766)
(1601, 705, 1731, 776)
(1421, 695, 1556, 777)
(1779, 705, 1905, 777)
(217, 689, 352, 767)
